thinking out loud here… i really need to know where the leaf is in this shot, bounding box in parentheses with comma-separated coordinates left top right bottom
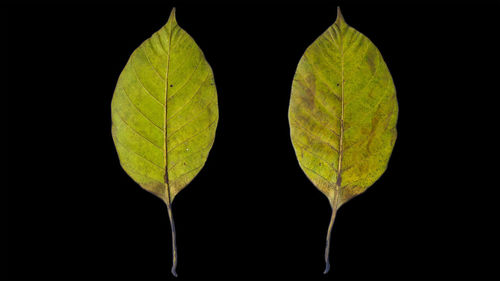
(288, 7, 397, 273)
(111, 8, 218, 276)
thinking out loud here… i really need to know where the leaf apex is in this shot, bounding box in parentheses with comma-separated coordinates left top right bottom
(168, 7, 177, 25)
(335, 6, 346, 25)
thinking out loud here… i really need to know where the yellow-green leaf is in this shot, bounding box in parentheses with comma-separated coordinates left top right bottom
(111, 8, 218, 276)
(288, 7, 397, 273)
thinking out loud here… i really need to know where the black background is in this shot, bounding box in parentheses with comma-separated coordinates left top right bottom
(6, 1, 499, 280)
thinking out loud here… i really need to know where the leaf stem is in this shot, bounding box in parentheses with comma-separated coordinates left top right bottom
(324, 194, 340, 274)
(166, 202, 178, 277)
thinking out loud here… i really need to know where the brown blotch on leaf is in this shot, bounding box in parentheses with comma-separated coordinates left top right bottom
(294, 74, 317, 110)
(141, 182, 166, 200)
(365, 47, 378, 74)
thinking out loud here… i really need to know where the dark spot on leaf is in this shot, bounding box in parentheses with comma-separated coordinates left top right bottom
(336, 83, 339, 86)
(170, 84, 173, 87)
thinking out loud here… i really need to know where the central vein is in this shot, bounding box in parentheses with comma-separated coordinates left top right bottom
(164, 22, 172, 201)
(336, 25, 344, 190)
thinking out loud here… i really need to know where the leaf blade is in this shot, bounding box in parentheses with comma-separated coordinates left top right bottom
(111, 8, 218, 276)
(289, 7, 397, 272)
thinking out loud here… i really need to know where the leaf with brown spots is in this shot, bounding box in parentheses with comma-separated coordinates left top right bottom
(288, 7, 397, 273)
(111, 9, 218, 276)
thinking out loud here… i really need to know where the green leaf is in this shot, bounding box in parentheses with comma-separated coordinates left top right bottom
(288, 7, 397, 273)
(111, 8, 218, 276)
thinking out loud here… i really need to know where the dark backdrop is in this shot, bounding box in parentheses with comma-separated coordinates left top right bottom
(7, 1, 499, 280)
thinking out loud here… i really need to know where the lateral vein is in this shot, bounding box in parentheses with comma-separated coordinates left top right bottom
(120, 87, 163, 131)
(115, 110, 163, 150)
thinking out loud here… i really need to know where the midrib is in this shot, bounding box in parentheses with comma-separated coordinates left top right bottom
(336, 26, 344, 190)
(163, 21, 173, 201)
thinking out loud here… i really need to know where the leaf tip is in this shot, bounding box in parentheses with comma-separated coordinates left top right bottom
(167, 7, 177, 25)
(335, 6, 346, 25)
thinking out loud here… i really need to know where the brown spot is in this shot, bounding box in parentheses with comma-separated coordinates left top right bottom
(361, 127, 370, 135)
(336, 174, 342, 187)
(294, 74, 317, 110)
(367, 87, 376, 99)
(383, 103, 396, 130)
(365, 47, 378, 74)
(341, 185, 362, 203)
(341, 165, 353, 173)
(366, 103, 384, 152)
(141, 182, 165, 200)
